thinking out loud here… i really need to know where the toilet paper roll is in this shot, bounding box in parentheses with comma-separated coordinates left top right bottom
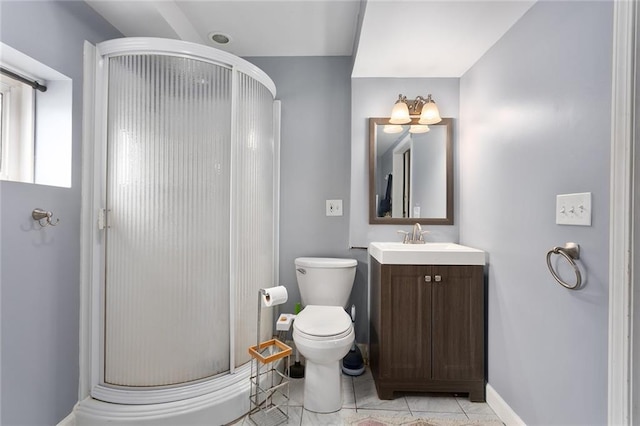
(262, 286, 288, 307)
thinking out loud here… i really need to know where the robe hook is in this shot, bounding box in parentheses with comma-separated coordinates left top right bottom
(32, 208, 60, 227)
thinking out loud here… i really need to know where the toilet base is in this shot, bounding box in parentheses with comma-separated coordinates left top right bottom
(302, 361, 342, 413)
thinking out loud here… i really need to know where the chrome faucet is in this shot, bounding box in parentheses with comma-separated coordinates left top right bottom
(397, 223, 429, 244)
(412, 223, 423, 242)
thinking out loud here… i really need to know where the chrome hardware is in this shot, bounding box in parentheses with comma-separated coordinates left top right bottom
(98, 208, 106, 230)
(398, 223, 429, 244)
(397, 230, 410, 244)
(32, 208, 59, 227)
(296, 268, 306, 275)
(97, 208, 112, 230)
(412, 223, 423, 243)
(424, 275, 432, 282)
(434, 275, 442, 282)
(546, 242, 582, 290)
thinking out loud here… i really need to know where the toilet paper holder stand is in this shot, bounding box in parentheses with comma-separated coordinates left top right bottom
(247, 288, 292, 426)
(250, 287, 292, 362)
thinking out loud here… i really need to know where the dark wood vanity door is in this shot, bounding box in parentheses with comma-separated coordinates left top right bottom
(380, 264, 432, 380)
(431, 265, 484, 381)
(370, 257, 486, 401)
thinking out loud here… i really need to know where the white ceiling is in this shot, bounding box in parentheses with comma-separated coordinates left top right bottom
(85, 0, 536, 78)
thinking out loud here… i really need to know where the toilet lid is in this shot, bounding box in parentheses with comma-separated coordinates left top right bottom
(293, 305, 352, 337)
(295, 257, 357, 268)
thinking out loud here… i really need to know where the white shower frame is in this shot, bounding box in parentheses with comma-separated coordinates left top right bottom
(77, 38, 280, 424)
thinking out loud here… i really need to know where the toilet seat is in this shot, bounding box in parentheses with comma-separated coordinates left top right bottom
(295, 257, 358, 268)
(293, 305, 352, 340)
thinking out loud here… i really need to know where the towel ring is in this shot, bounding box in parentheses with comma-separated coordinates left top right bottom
(546, 242, 581, 290)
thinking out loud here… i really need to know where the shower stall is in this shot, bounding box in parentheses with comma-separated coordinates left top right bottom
(75, 38, 279, 425)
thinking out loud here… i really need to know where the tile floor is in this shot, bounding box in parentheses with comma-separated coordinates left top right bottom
(231, 367, 503, 425)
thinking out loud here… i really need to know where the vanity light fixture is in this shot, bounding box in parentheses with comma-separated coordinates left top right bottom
(388, 93, 442, 125)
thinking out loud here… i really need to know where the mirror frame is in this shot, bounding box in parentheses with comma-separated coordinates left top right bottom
(369, 117, 453, 225)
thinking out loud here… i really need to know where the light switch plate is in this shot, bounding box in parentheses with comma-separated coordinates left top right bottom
(326, 199, 343, 216)
(556, 192, 591, 226)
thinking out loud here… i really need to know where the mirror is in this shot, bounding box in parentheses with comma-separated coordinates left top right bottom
(369, 117, 452, 225)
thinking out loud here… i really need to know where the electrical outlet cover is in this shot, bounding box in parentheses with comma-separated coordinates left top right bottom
(326, 199, 343, 216)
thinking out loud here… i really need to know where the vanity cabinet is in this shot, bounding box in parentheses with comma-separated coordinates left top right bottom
(369, 257, 485, 401)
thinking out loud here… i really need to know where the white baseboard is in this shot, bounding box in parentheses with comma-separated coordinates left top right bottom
(486, 383, 526, 426)
(57, 411, 76, 426)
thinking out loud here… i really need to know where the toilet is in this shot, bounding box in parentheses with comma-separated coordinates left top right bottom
(292, 257, 357, 413)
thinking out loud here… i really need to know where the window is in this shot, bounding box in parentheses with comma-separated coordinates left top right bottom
(0, 42, 72, 187)
(0, 70, 35, 182)
(0, 92, 3, 164)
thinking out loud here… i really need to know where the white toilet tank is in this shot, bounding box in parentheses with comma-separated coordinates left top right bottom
(294, 257, 357, 308)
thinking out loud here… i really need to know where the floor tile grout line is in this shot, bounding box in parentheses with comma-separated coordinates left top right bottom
(453, 395, 471, 419)
(297, 407, 304, 426)
(405, 396, 414, 416)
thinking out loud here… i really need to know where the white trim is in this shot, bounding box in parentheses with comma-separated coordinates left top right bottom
(90, 362, 252, 405)
(56, 412, 76, 426)
(79, 40, 96, 400)
(80, 40, 111, 399)
(608, 1, 636, 425)
(74, 369, 250, 425)
(96, 38, 276, 97)
(486, 384, 526, 426)
(229, 67, 238, 373)
(273, 100, 281, 288)
(0, 143, 2, 426)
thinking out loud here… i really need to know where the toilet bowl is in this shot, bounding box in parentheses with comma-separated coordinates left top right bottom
(292, 305, 354, 413)
(292, 257, 357, 413)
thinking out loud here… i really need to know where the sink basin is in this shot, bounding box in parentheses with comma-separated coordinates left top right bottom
(369, 242, 485, 265)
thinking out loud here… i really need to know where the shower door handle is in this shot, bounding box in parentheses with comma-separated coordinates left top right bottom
(98, 208, 111, 230)
(98, 208, 106, 230)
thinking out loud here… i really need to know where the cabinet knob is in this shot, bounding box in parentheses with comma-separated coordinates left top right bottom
(434, 275, 442, 282)
(424, 275, 432, 282)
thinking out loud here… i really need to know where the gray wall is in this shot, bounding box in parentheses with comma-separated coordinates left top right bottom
(349, 78, 460, 248)
(243, 57, 370, 337)
(459, 2, 612, 424)
(0, 2, 121, 424)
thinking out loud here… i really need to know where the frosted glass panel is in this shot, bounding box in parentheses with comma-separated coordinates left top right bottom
(104, 55, 232, 386)
(233, 73, 275, 366)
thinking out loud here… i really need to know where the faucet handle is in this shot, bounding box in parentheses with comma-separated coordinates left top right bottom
(397, 230, 410, 244)
(418, 230, 430, 242)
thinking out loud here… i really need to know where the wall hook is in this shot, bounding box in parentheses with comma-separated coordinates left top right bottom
(32, 208, 60, 227)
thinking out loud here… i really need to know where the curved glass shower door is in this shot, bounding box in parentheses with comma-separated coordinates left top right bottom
(104, 54, 232, 386)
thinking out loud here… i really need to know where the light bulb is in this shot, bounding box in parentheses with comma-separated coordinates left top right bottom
(418, 96, 442, 125)
(389, 99, 411, 124)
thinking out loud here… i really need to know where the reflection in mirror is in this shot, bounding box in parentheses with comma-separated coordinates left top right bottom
(369, 117, 452, 225)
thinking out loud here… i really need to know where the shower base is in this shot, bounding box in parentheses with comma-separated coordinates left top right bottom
(73, 365, 251, 425)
